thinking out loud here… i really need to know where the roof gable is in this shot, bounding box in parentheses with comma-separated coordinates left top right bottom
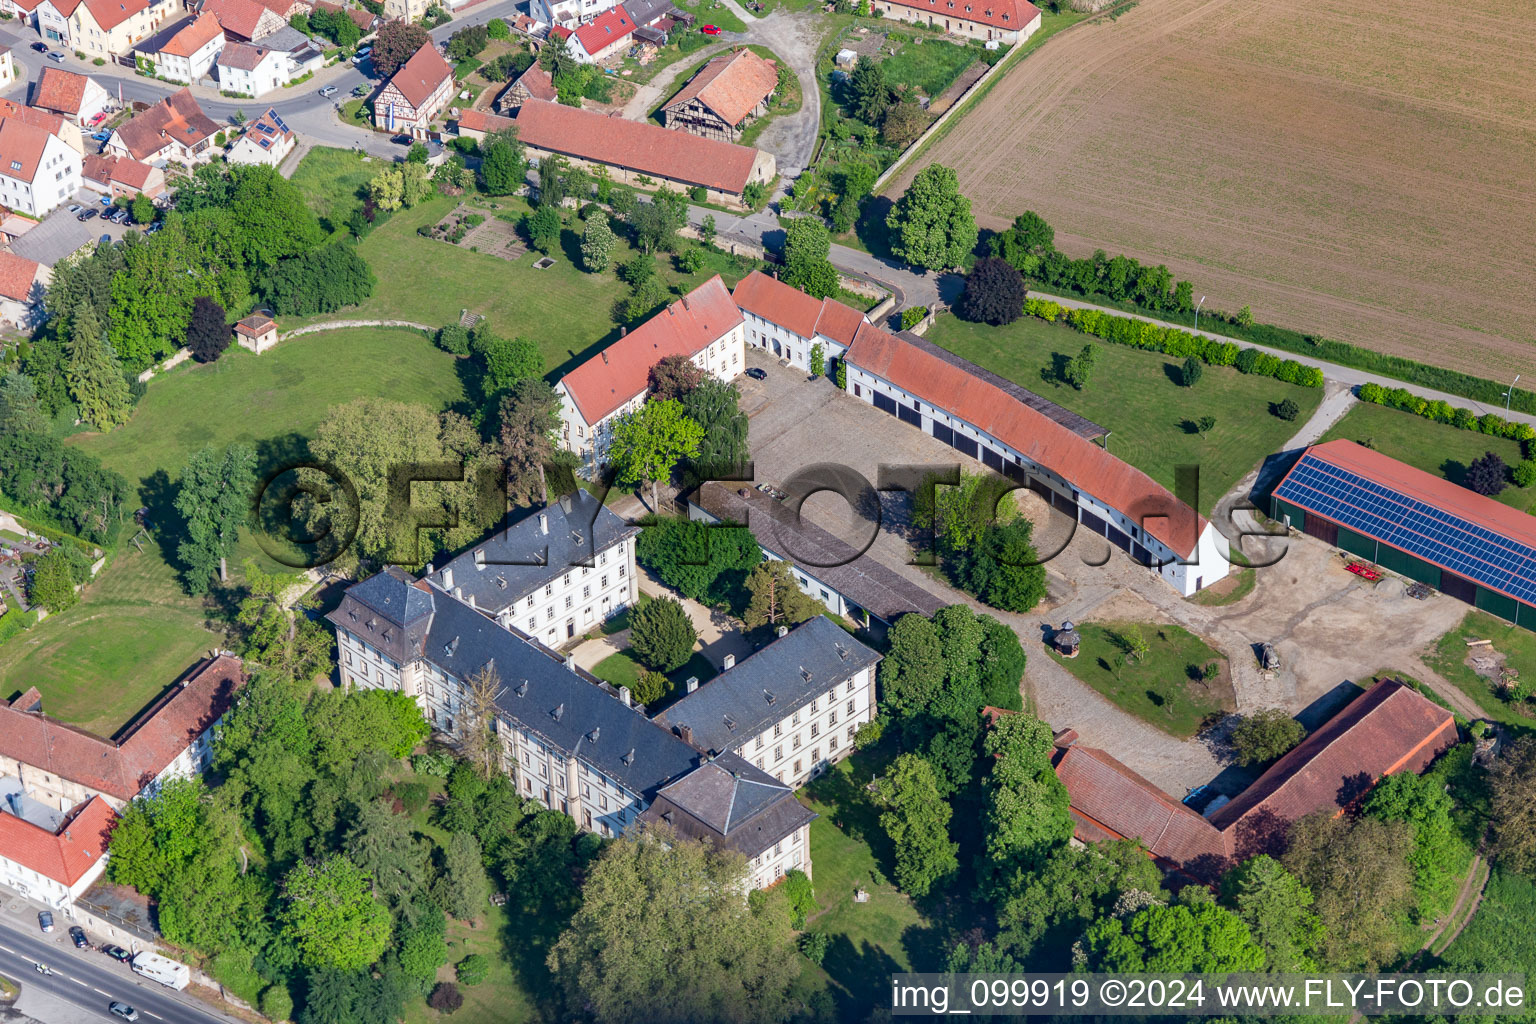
(569, 3, 634, 54)
(157, 12, 226, 57)
(663, 48, 778, 127)
(0, 796, 115, 886)
(384, 43, 453, 109)
(0, 250, 42, 303)
(33, 67, 92, 115)
(881, 0, 1041, 30)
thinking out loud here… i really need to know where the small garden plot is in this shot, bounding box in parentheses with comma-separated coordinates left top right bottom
(880, 32, 981, 100)
(426, 205, 528, 260)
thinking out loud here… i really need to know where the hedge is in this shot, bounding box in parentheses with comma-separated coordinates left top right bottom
(0, 498, 106, 557)
(1357, 381, 1536, 464)
(1019, 299, 1324, 388)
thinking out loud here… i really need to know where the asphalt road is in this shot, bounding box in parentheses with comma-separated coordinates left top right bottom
(0, 916, 233, 1024)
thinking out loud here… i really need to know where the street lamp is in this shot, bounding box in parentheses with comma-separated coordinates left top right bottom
(1194, 295, 1206, 333)
(1505, 374, 1521, 411)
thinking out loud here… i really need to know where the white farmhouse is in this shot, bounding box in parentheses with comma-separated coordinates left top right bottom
(0, 116, 81, 217)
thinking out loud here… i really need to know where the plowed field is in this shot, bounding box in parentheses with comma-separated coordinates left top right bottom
(888, 0, 1536, 381)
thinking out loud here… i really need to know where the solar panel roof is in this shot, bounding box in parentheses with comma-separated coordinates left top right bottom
(1275, 448, 1536, 605)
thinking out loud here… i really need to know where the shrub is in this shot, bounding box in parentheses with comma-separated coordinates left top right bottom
(957, 257, 1026, 326)
(260, 984, 294, 1021)
(853, 716, 885, 750)
(835, 359, 847, 389)
(411, 751, 456, 775)
(1275, 397, 1300, 421)
(798, 932, 831, 965)
(1181, 355, 1202, 387)
(394, 780, 430, 815)
(1514, 460, 1536, 488)
(632, 669, 670, 706)
(455, 953, 490, 986)
(900, 305, 929, 331)
(1466, 451, 1508, 496)
(436, 323, 472, 355)
(428, 982, 464, 1013)
(689, 185, 707, 202)
(1230, 708, 1305, 765)
(783, 869, 816, 928)
(628, 596, 697, 672)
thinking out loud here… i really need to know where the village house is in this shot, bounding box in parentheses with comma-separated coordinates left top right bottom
(554, 274, 746, 470)
(249, 24, 327, 78)
(422, 490, 639, 648)
(452, 107, 515, 143)
(198, 0, 285, 41)
(0, 98, 83, 154)
(327, 568, 821, 881)
(549, 4, 634, 63)
(215, 39, 288, 95)
(0, 793, 115, 912)
(227, 107, 294, 166)
(0, 0, 44, 29)
(494, 64, 556, 114)
(374, 42, 455, 135)
(30, 67, 112, 127)
(0, 250, 47, 329)
(36, 0, 182, 58)
(661, 48, 778, 143)
(105, 87, 220, 164)
(233, 311, 278, 351)
(0, 52, 15, 90)
(82, 151, 168, 200)
(732, 268, 866, 375)
(532, 0, 617, 32)
(513, 99, 776, 207)
(841, 323, 1230, 596)
(0, 115, 82, 217)
(139, 11, 226, 84)
(872, 0, 1041, 43)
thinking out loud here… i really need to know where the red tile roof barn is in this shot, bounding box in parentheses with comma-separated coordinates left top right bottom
(513, 99, 765, 195)
(731, 270, 866, 346)
(1051, 680, 1456, 876)
(883, 0, 1040, 31)
(0, 796, 115, 886)
(33, 67, 91, 116)
(385, 43, 454, 109)
(456, 108, 515, 134)
(159, 12, 225, 56)
(0, 118, 52, 183)
(511, 65, 557, 102)
(844, 322, 1206, 556)
(0, 655, 246, 802)
(0, 250, 41, 302)
(663, 48, 778, 127)
(560, 275, 743, 425)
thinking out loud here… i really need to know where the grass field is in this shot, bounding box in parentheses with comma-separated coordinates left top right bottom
(289, 145, 376, 235)
(881, 34, 978, 98)
(890, 0, 1536, 383)
(924, 313, 1321, 514)
(1046, 621, 1232, 738)
(1319, 402, 1536, 513)
(1425, 610, 1536, 731)
(1440, 869, 1536, 974)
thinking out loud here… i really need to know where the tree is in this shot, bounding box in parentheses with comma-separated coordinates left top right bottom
(648, 354, 705, 402)
(498, 377, 562, 506)
(234, 559, 334, 683)
(456, 661, 505, 779)
(1283, 810, 1413, 969)
(405, 141, 429, 164)
(699, 213, 716, 246)
(635, 517, 761, 604)
(989, 210, 1055, 273)
(741, 181, 769, 211)
(780, 217, 838, 299)
(875, 754, 957, 898)
(1361, 770, 1466, 924)
(525, 205, 562, 254)
(226, 164, 325, 270)
(447, 23, 488, 60)
(846, 57, 890, 124)
(174, 443, 256, 591)
(342, 798, 431, 915)
(279, 855, 392, 970)
(949, 520, 1047, 613)
(742, 559, 821, 630)
(130, 193, 155, 225)
(809, 343, 825, 377)
(439, 831, 491, 920)
(427, 983, 463, 1014)
(1196, 415, 1217, 436)
(486, 16, 509, 37)
(1490, 738, 1536, 873)
(1080, 902, 1265, 972)
(886, 164, 978, 271)
(372, 21, 430, 78)
(980, 712, 1072, 892)
(957, 257, 1026, 325)
(1276, 397, 1300, 421)
(580, 211, 617, 273)
(185, 295, 229, 363)
(480, 129, 527, 195)
(472, 330, 542, 399)
(630, 670, 669, 706)
(1229, 709, 1305, 765)
(881, 100, 930, 146)
(630, 200, 681, 255)
(368, 167, 404, 212)
(628, 595, 696, 672)
(0, 371, 47, 435)
(994, 841, 1162, 966)
(27, 547, 82, 612)
(1181, 355, 1203, 387)
(456, 953, 490, 985)
(681, 377, 749, 475)
(1466, 451, 1508, 496)
(1218, 854, 1322, 971)
(65, 308, 132, 431)
(259, 985, 293, 1022)
(608, 398, 703, 510)
(1062, 342, 1097, 390)
(548, 827, 798, 1024)
(262, 243, 376, 317)
(881, 614, 947, 719)
(782, 869, 816, 928)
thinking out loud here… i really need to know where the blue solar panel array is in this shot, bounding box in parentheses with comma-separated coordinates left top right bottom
(1275, 455, 1536, 606)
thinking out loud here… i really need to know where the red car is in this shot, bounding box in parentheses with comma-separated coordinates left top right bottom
(701, 23, 721, 34)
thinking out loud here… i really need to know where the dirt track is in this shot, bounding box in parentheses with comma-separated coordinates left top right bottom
(887, 0, 1536, 382)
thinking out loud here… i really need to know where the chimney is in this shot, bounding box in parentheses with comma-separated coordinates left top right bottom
(722, 653, 735, 671)
(474, 548, 485, 568)
(453, 586, 463, 600)
(442, 566, 454, 590)
(686, 676, 699, 693)
(678, 723, 694, 746)
(426, 563, 434, 575)
(467, 594, 477, 610)
(601, 349, 609, 363)
(620, 326, 627, 337)
(619, 685, 631, 707)
(776, 625, 788, 638)
(539, 512, 549, 535)
(564, 653, 576, 671)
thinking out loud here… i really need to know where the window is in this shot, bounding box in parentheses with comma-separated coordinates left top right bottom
(564, 595, 573, 609)
(773, 722, 782, 738)
(774, 744, 783, 762)
(619, 563, 627, 576)
(829, 709, 838, 726)
(528, 617, 537, 631)
(792, 711, 800, 726)
(545, 584, 553, 596)
(755, 735, 764, 751)
(847, 679, 856, 693)
(810, 722, 819, 738)
(546, 607, 554, 620)
(792, 734, 802, 750)
(562, 573, 571, 586)
(600, 575, 608, 588)
(526, 596, 534, 608)
(847, 724, 857, 740)
(811, 697, 818, 713)
(847, 698, 855, 715)
(793, 758, 802, 776)
(583, 585, 591, 599)
(853, 384, 861, 397)
(582, 783, 591, 799)
(600, 551, 608, 565)
(812, 746, 820, 763)
(829, 734, 839, 752)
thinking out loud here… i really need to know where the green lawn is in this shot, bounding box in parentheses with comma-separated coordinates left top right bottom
(925, 313, 1322, 515)
(1046, 621, 1233, 738)
(677, 0, 747, 34)
(1425, 610, 1536, 731)
(1319, 401, 1536, 513)
(591, 650, 644, 692)
(881, 35, 979, 98)
(1188, 566, 1256, 607)
(0, 538, 221, 736)
(589, 645, 714, 711)
(402, 905, 540, 1024)
(289, 145, 376, 235)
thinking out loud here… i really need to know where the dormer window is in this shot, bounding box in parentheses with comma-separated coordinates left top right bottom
(552, 703, 565, 721)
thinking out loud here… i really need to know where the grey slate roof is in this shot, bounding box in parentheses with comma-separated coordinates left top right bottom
(326, 566, 437, 666)
(639, 751, 816, 858)
(8, 213, 94, 268)
(624, 0, 677, 25)
(428, 491, 637, 614)
(654, 616, 880, 755)
(894, 329, 1106, 440)
(253, 25, 317, 53)
(692, 482, 947, 624)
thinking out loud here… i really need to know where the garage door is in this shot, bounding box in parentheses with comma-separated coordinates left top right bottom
(952, 435, 978, 458)
(981, 447, 1004, 472)
(873, 392, 897, 415)
(898, 403, 921, 426)
(931, 422, 954, 445)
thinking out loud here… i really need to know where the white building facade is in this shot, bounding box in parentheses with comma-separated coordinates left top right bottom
(0, 120, 81, 217)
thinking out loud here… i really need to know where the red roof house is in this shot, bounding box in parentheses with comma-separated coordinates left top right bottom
(374, 43, 455, 133)
(551, 4, 634, 63)
(0, 796, 116, 899)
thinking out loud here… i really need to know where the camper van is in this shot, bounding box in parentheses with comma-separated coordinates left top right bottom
(130, 952, 189, 991)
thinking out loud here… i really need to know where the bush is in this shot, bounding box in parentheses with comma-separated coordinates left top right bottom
(1181, 355, 1202, 387)
(411, 750, 457, 776)
(1275, 397, 1300, 421)
(900, 305, 928, 331)
(1466, 451, 1508, 496)
(957, 257, 1026, 326)
(783, 869, 816, 929)
(632, 669, 670, 706)
(394, 780, 430, 815)
(436, 323, 472, 355)
(947, 520, 1046, 613)
(689, 185, 707, 202)
(798, 932, 831, 965)
(455, 953, 490, 986)
(259, 984, 294, 1022)
(1230, 708, 1305, 766)
(1514, 460, 1536, 488)
(628, 596, 697, 672)
(428, 982, 464, 1013)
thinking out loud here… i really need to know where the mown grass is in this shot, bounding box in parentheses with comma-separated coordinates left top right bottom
(1045, 621, 1232, 738)
(289, 144, 376, 235)
(881, 35, 978, 98)
(1425, 610, 1536, 731)
(925, 312, 1322, 515)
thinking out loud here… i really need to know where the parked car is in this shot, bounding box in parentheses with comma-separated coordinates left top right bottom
(745, 366, 767, 380)
(37, 911, 53, 932)
(91, 130, 111, 141)
(319, 84, 339, 97)
(31, 41, 49, 52)
(100, 194, 113, 204)
(355, 45, 372, 58)
(110, 209, 129, 224)
(102, 945, 133, 962)
(701, 23, 721, 34)
(145, 222, 163, 235)
(390, 134, 411, 145)
(47, 51, 66, 62)
(109, 1003, 140, 1022)
(88, 111, 107, 125)
(352, 84, 368, 96)
(77, 207, 98, 221)
(66, 204, 82, 215)
(99, 233, 111, 244)
(69, 926, 88, 949)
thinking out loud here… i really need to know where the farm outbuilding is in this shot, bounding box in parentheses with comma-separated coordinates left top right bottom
(1272, 439, 1536, 630)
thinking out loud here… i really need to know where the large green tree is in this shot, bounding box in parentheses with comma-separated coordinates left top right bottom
(980, 712, 1073, 891)
(609, 398, 703, 511)
(548, 827, 799, 1024)
(994, 841, 1163, 967)
(1362, 769, 1468, 921)
(64, 306, 132, 431)
(498, 377, 563, 506)
(174, 442, 256, 592)
(886, 164, 978, 271)
(875, 753, 958, 898)
(342, 798, 431, 917)
(634, 516, 761, 604)
(628, 595, 697, 673)
(1282, 810, 1414, 969)
(0, 371, 47, 434)
(279, 855, 392, 970)
(1218, 854, 1323, 971)
(1080, 901, 1266, 972)
(949, 519, 1048, 612)
(480, 128, 527, 195)
(580, 211, 617, 273)
(741, 559, 821, 630)
(438, 830, 491, 921)
(780, 217, 839, 299)
(371, 19, 430, 77)
(680, 377, 749, 476)
(1488, 737, 1536, 876)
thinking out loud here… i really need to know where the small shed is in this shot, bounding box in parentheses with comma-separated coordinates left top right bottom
(835, 48, 858, 67)
(234, 313, 278, 354)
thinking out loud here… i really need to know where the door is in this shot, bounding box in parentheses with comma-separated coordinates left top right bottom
(566, 620, 575, 638)
(873, 391, 897, 415)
